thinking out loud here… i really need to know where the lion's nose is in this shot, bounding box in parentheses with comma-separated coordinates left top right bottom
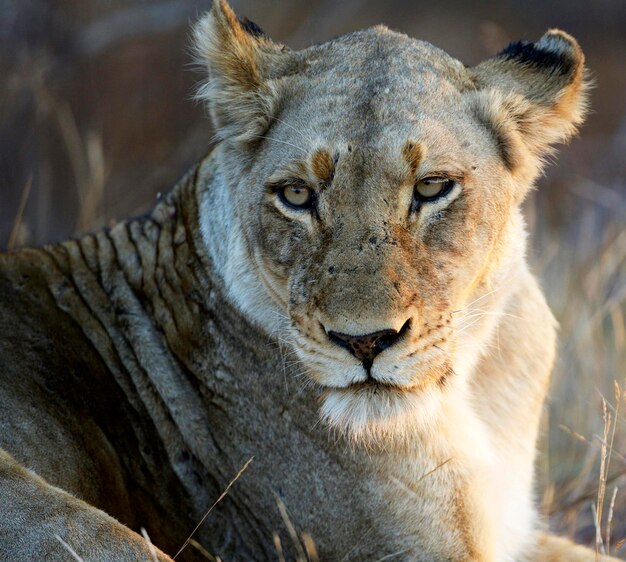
(326, 320, 410, 371)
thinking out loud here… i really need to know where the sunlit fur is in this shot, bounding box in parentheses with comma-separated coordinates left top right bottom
(194, 2, 610, 561)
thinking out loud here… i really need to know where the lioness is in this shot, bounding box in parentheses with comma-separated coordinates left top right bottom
(0, 1, 617, 561)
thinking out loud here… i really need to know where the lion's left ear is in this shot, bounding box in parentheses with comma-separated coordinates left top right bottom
(470, 29, 589, 186)
(193, 0, 291, 144)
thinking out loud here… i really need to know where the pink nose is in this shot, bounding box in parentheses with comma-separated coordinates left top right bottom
(326, 320, 410, 371)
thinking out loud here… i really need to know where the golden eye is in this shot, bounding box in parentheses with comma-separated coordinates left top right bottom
(414, 177, 455, 201)
(280, 184, 314, 209)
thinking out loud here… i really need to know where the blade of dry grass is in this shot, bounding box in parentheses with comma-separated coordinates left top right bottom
(140, 527, 159, 562)
(595, 385, 622, 559)
(275, 495, 308, 562)
(7, 175, 32, 251)
(594, 400, 610, 558)
(54, 534, 85, 562)
(189, 538, 222, 562)
(274, 532, 286, 562)
(607, 486, 619, 553)
(173, 457, 253, 559)
(301, 533, 319, 562)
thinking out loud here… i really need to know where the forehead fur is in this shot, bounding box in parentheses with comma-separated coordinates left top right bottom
(299, 27, 469, 83)
(284, 27, 474, 134)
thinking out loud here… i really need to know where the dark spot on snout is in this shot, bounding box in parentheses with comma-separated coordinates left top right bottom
(369, 236, 377, 245)
(328, 266, 336, 275)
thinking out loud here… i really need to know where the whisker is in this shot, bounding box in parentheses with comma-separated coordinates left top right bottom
(456, 310, 523, 322)
(271, 116, 313, 144)
(455, 319, 485, 335)
(248, 135, 308, 155)
(452, 286, 505, 314)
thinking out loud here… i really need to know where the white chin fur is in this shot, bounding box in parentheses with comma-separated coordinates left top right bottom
(320, 385, 442, 446)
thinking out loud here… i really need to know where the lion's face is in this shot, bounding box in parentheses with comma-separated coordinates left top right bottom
(221, 34, 516, 438)
(196, 2, 586, 439)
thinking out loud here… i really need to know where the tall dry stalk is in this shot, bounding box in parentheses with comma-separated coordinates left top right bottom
(7, 176, 33, 250)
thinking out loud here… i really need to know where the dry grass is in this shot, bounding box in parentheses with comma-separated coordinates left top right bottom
(528, 137, 626, 557)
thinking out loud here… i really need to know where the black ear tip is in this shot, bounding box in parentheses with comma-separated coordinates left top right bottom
(497, 36, 577, 77)
(238, 17, 267, 39)
(498, 40, 531, 60)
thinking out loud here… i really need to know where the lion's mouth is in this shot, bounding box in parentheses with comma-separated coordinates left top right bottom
(347, 378, 392, 391)
(333, 377, 422, 394)
(335, 366, 452, 394)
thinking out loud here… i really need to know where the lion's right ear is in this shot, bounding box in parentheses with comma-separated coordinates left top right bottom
(193, 0, 289, 143)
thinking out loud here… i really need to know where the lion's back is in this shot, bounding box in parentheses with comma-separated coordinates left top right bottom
(0, 250, 151, 525)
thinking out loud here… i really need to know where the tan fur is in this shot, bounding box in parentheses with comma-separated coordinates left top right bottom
(311, 149, 335, 184)
(0, 2, 618, 560)
(402, 140, 424, 177)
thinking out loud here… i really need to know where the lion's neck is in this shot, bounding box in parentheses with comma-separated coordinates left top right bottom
(198, 147, 290, 336)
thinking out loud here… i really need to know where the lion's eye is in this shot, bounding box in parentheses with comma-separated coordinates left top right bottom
(279, 184, 314, 209)
(414, 177, 455, 201)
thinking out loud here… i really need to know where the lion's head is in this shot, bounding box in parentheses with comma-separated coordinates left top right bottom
(196, 1, 587, 442)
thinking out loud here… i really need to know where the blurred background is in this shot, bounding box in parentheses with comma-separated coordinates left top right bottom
(1, 0, 625, 557)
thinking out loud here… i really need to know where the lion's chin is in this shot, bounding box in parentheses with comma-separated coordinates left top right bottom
(319, 383, 442, 447)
